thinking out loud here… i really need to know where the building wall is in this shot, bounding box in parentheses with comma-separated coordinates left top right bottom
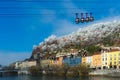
(19, 61, 36, 70)
(86, 56, 92, 67)
(107, 51, 120, 69)
(41, 60, 51, 68)
(57, 57, 63, 66)
(92, 53, 102, 68)
(101, 51, 108, 68)
(63, 56, 82, 66)
(41, 59, 60, 69)
(82, 56, 86, 64)
(51, 60, 58, 67)
(15, 61, 21, 69)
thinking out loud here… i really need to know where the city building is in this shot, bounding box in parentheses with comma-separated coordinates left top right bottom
(82, 56, 86, 64)
(107, 50, 120, 69)
(101, 50, 108, 69)
(92, 53, 102, 69)
(86, 55, 92, 67)
(41, 59, 52, 69)
(63, 54, 82, 66)
(56, 56, 63, 67)
(18, 60, 36, 74)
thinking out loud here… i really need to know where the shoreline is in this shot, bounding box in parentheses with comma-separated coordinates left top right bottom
(1, 69, 120, 78)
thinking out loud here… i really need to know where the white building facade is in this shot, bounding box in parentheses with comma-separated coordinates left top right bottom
(18, 60, 36, 74)
(86, 56, 92, 67)
(101, 50, 108, 69)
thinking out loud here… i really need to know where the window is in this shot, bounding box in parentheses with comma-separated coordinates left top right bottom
(110, 54, 112, 57)
(102, 58, 104, 61)
(110, 57, 112, 60)
(110, 62, 112, 68)
(105, 58, 107, 61)
(114, 61, 116, 64)
(110, 62, 112, 65)
(114, 57, 116, 60)
(114, 54, 116, 57)
(105, 62, 107, 65)
(119, 53, 120, 56)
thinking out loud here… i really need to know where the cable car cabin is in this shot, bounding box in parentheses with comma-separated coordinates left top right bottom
(75, 12, 94, 24)
(89, 12, 94, 22)
(85, 13, 89, 22)
(80, 13, 85, 23)
(75, 18, 79, 24)
(75, 13, 80, 24)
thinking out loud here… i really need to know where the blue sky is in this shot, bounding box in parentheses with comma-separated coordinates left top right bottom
(0, 0, 120, 66)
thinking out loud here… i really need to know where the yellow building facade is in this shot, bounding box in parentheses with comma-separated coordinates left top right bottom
(107, 50, 120, 69)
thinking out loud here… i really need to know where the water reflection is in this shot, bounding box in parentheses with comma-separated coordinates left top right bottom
(91, 76, 120, 80)
(0, 75, 120, 80)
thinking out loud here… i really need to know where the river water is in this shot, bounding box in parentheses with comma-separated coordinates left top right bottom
(0, 75, 120, 80)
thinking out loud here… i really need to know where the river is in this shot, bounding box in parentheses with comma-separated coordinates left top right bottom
(0, 75, 120, 80)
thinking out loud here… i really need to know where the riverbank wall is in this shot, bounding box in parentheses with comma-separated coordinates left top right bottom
(89, 69, 120, 77)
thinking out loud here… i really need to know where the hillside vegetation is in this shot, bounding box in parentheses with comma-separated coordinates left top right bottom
(31, 20, 120, 58)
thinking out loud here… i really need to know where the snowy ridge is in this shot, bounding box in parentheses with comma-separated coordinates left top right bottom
(33, 20, 120, 54)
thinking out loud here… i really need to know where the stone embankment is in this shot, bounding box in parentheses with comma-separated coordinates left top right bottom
(89, 69, 120, 77)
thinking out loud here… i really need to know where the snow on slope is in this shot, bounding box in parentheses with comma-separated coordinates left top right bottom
(34, 20, 120, 53)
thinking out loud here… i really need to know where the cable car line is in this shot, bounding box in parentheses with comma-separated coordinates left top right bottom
(0, 7, 113, 9)
(0, 0, 118, 3)
(0, 12, 95, 15)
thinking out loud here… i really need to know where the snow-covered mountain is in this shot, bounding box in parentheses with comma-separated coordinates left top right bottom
(31, 20, 120, 56)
